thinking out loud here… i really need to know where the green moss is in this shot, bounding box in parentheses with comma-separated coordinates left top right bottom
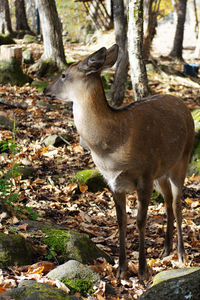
(0, 281, 76, 299)
(152, 190, 164, 204)
(42, 228, 113, 265)
(38, 60, 60, 77)
(0, 58, 32, 86)
(62, 278, 94, 297)
(42, 229, 70, 261)
(71, 169, 106, 192)
(0, 34, 15, 45)
(152, 267, 200, 286)
(32, 80, 48, 92)
(192, 109, 200, 132)
(0, 233, 35, 267)
(23, 34, 38, 43)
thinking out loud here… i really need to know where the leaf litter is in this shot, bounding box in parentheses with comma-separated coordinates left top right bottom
(0, 44, 199, 299)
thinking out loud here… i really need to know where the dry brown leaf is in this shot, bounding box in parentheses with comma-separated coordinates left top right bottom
(0, 287, 7, 294)
(94, 280, 106, 298)
(7, 216, 19, 224)
(79, 184, 88, 193)
(25, 266, 44, 275)
(18, 232, 28, 239)
(65, 183, 77, 194)
(18, 223, 28, 231)
(25, 262, 56, 275)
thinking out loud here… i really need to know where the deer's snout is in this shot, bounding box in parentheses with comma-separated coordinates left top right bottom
(43, 87, 56, 99)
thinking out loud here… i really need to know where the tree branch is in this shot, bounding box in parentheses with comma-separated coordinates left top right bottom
(0, 97, 29, 109)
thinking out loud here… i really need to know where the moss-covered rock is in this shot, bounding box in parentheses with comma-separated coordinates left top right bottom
(0, 115, 18, 130)
(0, 58, 32, 86)
(48, 259, 100, 282)
(42, 228, 113, 265)
(188, 109, 200, 175)
(23, 34, 38, 43)
(152, 267, 200, 286)
(43, 134, 72, 147)
(48, 260, 100, 296)
(0, 280, 80, 300)
(18, 166, 35, 179)
(22, 49, 34, 64)
(31, 80, 48, 92)
(139, 268, 200, 300)
(0, 35, 15, 45)
(30, 59, 65, 77)
(0, 232, 35, 268)
(72, 169, 106, 192)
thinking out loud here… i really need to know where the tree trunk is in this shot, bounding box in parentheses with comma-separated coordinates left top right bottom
(0, 0, 12, 35)
(194, 23, 200, 58)
(110, 0, 129, 107)
(32, 0, 66, 75)
(143, 0, 161, 60)
(187, 0, 198, 37)
(15, 0, 31, 32)
(128, 0, 149, 101)
(169, 0, 187, 60)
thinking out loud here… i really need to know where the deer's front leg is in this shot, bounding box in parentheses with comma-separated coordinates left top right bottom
(137, 179, 153, 281)
(113, 192, 127, 279)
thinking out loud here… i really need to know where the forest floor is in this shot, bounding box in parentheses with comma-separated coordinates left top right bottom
(0, 26, 200, 299)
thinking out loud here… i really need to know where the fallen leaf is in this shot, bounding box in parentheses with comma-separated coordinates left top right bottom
(25, 266, 44, 275)
(25, 262, 56, 275)
(79, 184, 88, 193)
(18, 223, 28, 231)
(0, 287, 7, 294)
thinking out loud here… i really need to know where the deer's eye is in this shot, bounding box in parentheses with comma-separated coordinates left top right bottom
(61, 73, 66, 79)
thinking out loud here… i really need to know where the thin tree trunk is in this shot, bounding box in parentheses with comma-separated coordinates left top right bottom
(15, 0, 31, 32)
(194, 23, 200, 58)
(143, 0, 161, 60)
(0, 0, 12, 35)
(169, 0, 187, 60)
(37, 0, 66, 72)
(128, 0, 149, 101)
(110, 0, 128, 107)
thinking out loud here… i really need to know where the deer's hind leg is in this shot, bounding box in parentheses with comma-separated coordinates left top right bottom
(168, 156, 190, 263)
(157, 176, 175, 258)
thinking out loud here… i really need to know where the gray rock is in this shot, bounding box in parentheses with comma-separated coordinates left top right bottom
(0, 58, 32, 86)
(0, 232, 35, 268)
(0, 115, 16, 130)
(47, 259, 100, 284)
(22, 49, 34, 64)
(152, 267, 200, 286)
(42, 227, 113, 265)
(43, 134, 72, 147)
(23, 34, 38, 43)
(0, 281, 80, 300)
(139, 268, 200, 300)
(72, 169, 107, 192)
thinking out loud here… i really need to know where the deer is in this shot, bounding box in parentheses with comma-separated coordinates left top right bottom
(44, 44, 194, 280)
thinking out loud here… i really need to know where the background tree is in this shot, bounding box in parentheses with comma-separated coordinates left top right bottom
(169, 0, 187, 60)
(31, 0, 66, 75)
(128, 0, 149, 100)
(143, 0, 161, 60)
(15, 0, 31, 32)
(110, 0, 129, 107)
(0, 0, 13, 35)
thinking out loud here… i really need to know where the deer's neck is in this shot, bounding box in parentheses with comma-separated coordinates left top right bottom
(72, 78, 115, 149)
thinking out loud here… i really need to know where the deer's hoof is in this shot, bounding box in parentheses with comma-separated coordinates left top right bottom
(160, 247, 172, 259)
(139, 264, 152, 282)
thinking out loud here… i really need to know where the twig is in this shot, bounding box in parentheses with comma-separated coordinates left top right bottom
(0, 97, 29, 109)
(58, 134, 71, 146)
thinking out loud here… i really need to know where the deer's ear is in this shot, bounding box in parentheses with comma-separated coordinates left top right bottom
(79, 47, 107, 75)
(102, 44, 119, 70)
